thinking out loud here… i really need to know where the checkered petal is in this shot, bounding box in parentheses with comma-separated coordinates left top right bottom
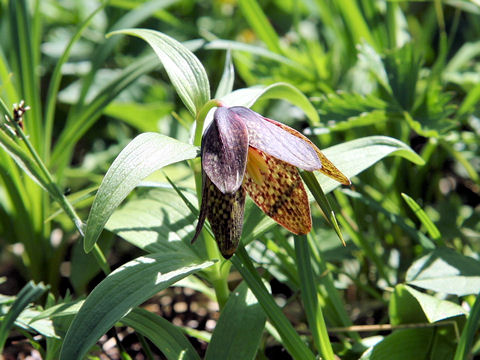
(243, 147, 312, 235)
(201, 107, 249, 194)
(192, 172, 246, 258)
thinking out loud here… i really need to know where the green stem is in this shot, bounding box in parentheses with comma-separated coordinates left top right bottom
(211, 275, 230, 310)
(232, 246, 316, 360)
(193, 99, 222, 147)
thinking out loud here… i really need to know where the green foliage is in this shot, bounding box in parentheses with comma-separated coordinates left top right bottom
(1, 0, 479, 359)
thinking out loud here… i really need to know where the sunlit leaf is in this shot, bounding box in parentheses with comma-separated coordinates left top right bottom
(84, 133, 198, 252)
(205, 281, 266, 360)
(60, 253, 214, 360)
(122, 308, 201, 360)
(406, 248, 480, 296)
(108, 28, 210, 116)
(318, 136, 425, 194)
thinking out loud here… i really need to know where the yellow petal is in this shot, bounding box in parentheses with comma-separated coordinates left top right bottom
(244, 147, 312, 235)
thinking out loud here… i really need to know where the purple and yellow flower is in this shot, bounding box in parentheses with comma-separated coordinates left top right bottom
(192, 106, 350, 258)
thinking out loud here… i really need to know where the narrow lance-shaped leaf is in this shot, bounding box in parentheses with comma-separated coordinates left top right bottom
(122, 308, 201, 360)
(0, 281, 48, 351)
(84, 133, 198, 252)
(108, 29, 210, 116)
(60, 253, 215, 360)
(319, 136, 425, 193)
(215, 50, 235, 98)
(205, 281, 266, 360)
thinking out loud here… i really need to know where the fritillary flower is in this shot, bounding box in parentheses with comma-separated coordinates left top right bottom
(192, 106, 350, 258)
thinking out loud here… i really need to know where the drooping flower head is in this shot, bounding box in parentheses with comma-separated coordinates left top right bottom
(192, 106, 350, 258)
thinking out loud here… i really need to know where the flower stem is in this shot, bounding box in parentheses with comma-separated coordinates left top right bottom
(193, 99, 222, 147)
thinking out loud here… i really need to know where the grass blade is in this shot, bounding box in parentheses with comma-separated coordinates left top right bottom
(232, 247, 315, 360)
(0, 281, 48, 351)
(237, 0, 283, 54)
(401, 193, 442, 243)
(453, 292, 480, 360)
(295, 236, 335, 359)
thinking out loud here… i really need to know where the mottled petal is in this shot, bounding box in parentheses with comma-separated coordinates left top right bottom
(202, 107, 249, 194)
(244, 147, 312, 235)
(204, 174, 246, 258)
(229, 106, 322, 172)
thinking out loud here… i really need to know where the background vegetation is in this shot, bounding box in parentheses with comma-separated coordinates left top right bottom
(0, 0, 479, 359)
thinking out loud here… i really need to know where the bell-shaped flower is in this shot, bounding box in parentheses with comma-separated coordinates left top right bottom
(192, 106, 350, 258)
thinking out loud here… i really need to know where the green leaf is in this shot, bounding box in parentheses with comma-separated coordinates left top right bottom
(311, 92, 391, 132)
(406, 247, 480, 296)
(205, 281, 266, 360)
(383, 43, 421, 111)
(342, 189, 435, 250)
(108, 28, 210, 116)
(454, 291, 480, 360)
(0, 126, 49, 191)
(72, 0, 180, 115)
(84, 133, 198, 252)
(357, 42, 390, 93)
(318, 136, 425, 194)
(214, 50, 235, 99)
(361, 328, 434, 360)
(231, 247, 315, 360)
(122, 307, 201, 360)
(401, 193, 442, 243)
(15, 308, 61, 340)
(51, 53, 162, 167)
(103, 102, 173, 132)
(220, 82, 320, 125)
(237, 0, 282, 54)
(105, 188, 202, 257)
(294, 236, 335, 360)
(408, 88, 458, 137)
(390, 284, 466, 325)
(60, 253, 214, 360)
(301, 171, 345, 244)
(43, 2, 107, 154)
(205, 40, 306, 75)
(0, 281, 48, 351)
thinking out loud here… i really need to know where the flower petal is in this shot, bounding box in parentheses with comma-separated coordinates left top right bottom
(209, 174, 247, 258)
(231, 106, 350, 185)
(192, 172, 246, 258)
(202, 107, 249, 194)
(263, 116, 351, 185)
(244, 147, 312, 235)
(229, 106, 322, 172)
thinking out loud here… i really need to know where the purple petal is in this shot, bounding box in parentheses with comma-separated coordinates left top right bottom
(201, 107, 249, 194)
(229, 106, 322, 171)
